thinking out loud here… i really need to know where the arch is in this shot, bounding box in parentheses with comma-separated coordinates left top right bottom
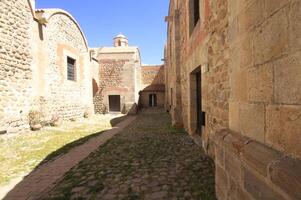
(40, 9, 89, 51)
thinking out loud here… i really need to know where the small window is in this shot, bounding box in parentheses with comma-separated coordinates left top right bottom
(189, 0, 200, 35)
(67, 57, 76, 81)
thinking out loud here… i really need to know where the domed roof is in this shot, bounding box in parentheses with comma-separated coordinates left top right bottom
(114, 33, 127, 39)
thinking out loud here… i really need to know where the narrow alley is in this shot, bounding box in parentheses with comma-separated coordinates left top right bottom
(40, 110, 215, 200)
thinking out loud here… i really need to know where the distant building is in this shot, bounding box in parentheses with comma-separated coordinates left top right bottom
(0, 0, 164, 133)
(139, 65, 165, 108)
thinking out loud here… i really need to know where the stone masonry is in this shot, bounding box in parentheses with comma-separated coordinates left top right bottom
(0, 0, 33, 132)
(139, 65, 165, 108)
(165, 0, 301, 199)
(0, 1, 95, 133)
(93, 35, 142, 115)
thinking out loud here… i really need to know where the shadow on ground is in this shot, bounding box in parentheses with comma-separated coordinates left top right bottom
(3, 114, 129, 200)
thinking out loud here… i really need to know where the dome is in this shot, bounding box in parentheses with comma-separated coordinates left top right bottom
(114, 33, 127, 39)
(113, 33, 129, 47)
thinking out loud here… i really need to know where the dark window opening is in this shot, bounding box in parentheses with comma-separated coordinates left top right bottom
(149, 94, 157, 107)
(196, 71, 202, 130)
(189, 0, 200, 35)
(67, 57, 76, 81)
(109, 95, 121, 112)
(170, 88, 173, 106)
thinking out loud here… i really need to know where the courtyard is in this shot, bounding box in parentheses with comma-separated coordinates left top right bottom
(3, 110, 215, 200)
(0, 114, 126, 198)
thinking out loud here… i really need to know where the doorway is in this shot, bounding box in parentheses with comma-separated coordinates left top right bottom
(149, 94, 157, 107)
(190, 67, 204, 135)
(195, 71, 203, 132)
(109, 95, 121, 112)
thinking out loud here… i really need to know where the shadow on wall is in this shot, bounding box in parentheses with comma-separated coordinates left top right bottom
(92, 78, 99, 97)
(138, 66, 165, 110)
(3, 115, 128, 200)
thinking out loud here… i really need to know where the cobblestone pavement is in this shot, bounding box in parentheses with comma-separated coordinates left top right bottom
(41, 110, 216, 200)
(3, 116, 137, 200)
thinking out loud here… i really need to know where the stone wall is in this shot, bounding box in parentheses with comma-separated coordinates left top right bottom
(140, 65, 165, 109)
(165, 0, 183, 126)
(228, 0, 301, 159)
(95, 48, 141, 114)
(0, 3, 95, 132)
(165, 0, 301, 199)
(141, 65, 164, 88)
(31, 9, 93, 121)
(0, 0, 33, 132)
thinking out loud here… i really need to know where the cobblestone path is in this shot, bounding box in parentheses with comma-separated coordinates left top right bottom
(3, 117, 137, 200)
(41, 110, 216, 200)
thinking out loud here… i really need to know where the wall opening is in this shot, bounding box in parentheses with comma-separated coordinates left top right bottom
(108, 95, 121, 112)
(67, 56, 76, 81)
(189, 0, 200, 35)
(149, 94, 157, 107)
(190, 67, 203, 135)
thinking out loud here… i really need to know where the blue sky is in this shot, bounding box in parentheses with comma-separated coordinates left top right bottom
(36, 0, 169, 65)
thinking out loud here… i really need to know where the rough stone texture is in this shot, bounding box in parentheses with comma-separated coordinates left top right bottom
(141, 65, 165, 89)
(0, 2, 95, 132)
(269, 156, 301, 200)
(93, 41, 142, 114)
(244, 168, 285, 200)
(0, 0, 33, 132)
(213, 129, 299, 200)
(40, 111, 216, 200)
(274, 51, 301, 104)
(37, 10, 93, 120)
(139, 65, 165, 109)
(242, 141, 282, 177)
(266, 105, 301, 157)
(164, 0, 301, 198)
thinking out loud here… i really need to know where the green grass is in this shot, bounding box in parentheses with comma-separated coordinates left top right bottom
(0, 114, 126, 186)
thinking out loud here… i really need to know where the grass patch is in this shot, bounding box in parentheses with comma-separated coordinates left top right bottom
(0, 114, 126, 186)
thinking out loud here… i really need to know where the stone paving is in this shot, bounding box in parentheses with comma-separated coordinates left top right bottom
(3, 116, 137, 200)
(41, 110, 216, 200)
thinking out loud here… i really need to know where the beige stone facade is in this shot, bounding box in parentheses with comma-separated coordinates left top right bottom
(165, 0, 301, 199)
(0, 1, 164, 132)
(139, 65, 165, 108)
(92, 35, 142, 114)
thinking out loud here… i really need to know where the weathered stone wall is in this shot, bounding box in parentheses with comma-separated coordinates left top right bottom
(141, 65, 165, 89)
(139, 91, 165, 108)
(140, 65, 165, 109)
(165, 0, 301, 199)
(32, 10, 93, 120)
(228, 0, 301, 158)
(95, 48, 141, 114)
(165, 0, 183, 127)
(0, 0, 33, 132)
(0, 3, 95, 132)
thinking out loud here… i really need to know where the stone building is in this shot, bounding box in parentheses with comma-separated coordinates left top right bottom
(165, 0, 301, 199)
(0, 0, 96, 133)
(0, 0, 165, 133)
(92, 34, 142, 114)
(139, 65, 165, 108)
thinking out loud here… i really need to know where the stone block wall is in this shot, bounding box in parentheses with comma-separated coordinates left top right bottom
(141, 65, 164, 89)
(215, 129, 301, 200)
(0, 2, 95, 132)
(0, 0, 33, 132)
(31, 10, 93, 121)
(228, 0, 301, 158)
(165, 0, 301, 199)
(95, 48, 141, 114)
